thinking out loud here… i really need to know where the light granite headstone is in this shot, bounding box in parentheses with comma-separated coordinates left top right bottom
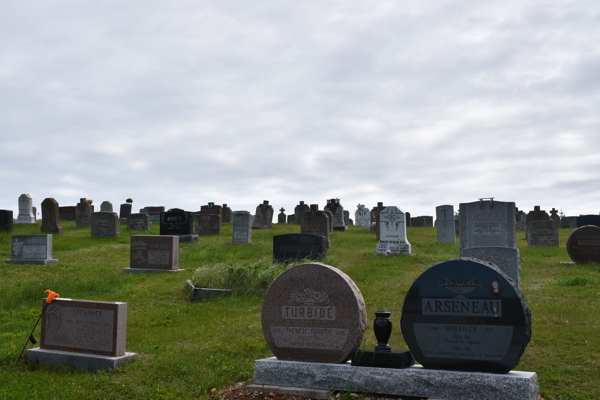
(301, 204, 331, 249)
(76, 198, 93, 228)
(17, 194, 35, 224)
(127, 213, 151, 230)
(527, 220, 559, 247)
(459, 199, 516, 250)
(41, 198, 63, 234)
(261, 262, 367, 363)
(253, 201, 274, 229)
(376, 206, 411, 255)
(354, 204, 371, 227)
(100, 201, 113, 212)
(461, 247, 521, 289)
(91, 212, 120, 238)
(194, 213, 221, 235)
(5, 235, 58, 265)
(233, 211, 252, 244)
(294, 201, 310, 225)
(124, 235, 182, 272)
(435, 205, 456, 243)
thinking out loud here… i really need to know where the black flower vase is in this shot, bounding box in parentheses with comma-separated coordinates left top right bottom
(374, 310, 392, 352)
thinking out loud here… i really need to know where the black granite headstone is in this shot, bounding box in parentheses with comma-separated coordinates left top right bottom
(273, 234, 326, 263)
(576, 215, 600, 228)
(567, 225, 600, 264)
(0, 210, 13, 231)
(160, 209, 193, 235)
(401, 257, 531, 374)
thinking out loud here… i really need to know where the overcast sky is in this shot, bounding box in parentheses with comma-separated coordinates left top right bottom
(2, 1, 599, 220)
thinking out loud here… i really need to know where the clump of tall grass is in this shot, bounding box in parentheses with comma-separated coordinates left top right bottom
(557, 275, 598, 287)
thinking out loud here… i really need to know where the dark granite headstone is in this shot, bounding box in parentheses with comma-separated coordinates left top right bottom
(287, 215, 296, 224)
(527, 220, 559, 247)
(567, 225, 600, 264)
(91, 212, 120, 238)
(278, 208, 286, 224)
(301, 204, 331, 249)
(222, 204, 232, 223)
(141, 206, 165, 222)
(127, 213, 151, 230)
(0, 210, 13, 231)
(273, 234, 327, 263)
(325, 199, 347, 231)
(401, 257, 531, 374)
(294, 201, 309, 225)
(41, 198, 63, 234)
(76, 198, 93, 228)
(59, 206, 76, 221)
(372, 203, 386, 236)
(576, 214, 600, 228)
(194, 213, 221, 235)
(253, 200, 274, 229)
(199, 203, 223, 219)
(405, 212, 411, 227)
(119, 203, 132, 219)
(160, 209, 193, 235)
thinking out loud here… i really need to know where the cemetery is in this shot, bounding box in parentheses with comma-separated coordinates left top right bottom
(0, 207, 598, 400)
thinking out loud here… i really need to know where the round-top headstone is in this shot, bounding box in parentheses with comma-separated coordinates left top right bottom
(262, 262, 367, 363)
(567, 225, 600, 264)
(401, 257, 531, 374)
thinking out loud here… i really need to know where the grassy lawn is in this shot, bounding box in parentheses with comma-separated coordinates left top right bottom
(0, 222, 598, 400)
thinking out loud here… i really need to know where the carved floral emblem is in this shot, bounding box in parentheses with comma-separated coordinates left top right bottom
(288, 288, 329, 304)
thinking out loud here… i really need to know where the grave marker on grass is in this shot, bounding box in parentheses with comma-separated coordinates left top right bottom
(41, 198, 63, 234)
(123, 235, 183, 273)
(4, 235, 58, 265)
(17, 194, 35, 224)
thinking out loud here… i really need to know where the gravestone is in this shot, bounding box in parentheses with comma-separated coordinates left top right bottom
(287, 215, 296, 224)
(294, 201, 310, 225)
(100, 201, 113, 212)
(33, 206, 37, 221)
(354, 204, 371, 227)
(140, 206, 165, 222)
(5, 235, 59, 265)
(323, 210, 333, 234)
(411, 217, 426, 227)
(273, 234, 327, 263)
(232, 211, 252, 244)
(301, 204, 332, 249)
(515, 209, 527, 231)
(261, 262, 367, 363)
(566, 225, 600, 264)
(0, 210, 13, 231)
(278, 208, 286, 224)
(562, 216, 578, 229)
(160, 209, 193, 235)
(372, 202, 386, 239)
(194, 213, 221, 235)
(124, 235, 183, 272)
(525, 206, 549, 236)
(405, 212, 411, 227)
(59, 206, 76, 221)
(41, 199, 63, 234)
(253, 200, 274, 229)
(325, 199, 347, 231)
(199, 203, 223, 220)
(343, 210, 350, 226)
(75, 198, 93, 228)
(577, 214, 600, 228)
(461, 247, 521, 289)
(222, 204, 232, 223)
(376, 206, 411, 255)
(128, 213, 151, 230)
(435, 205, 456, 243)
(459, 199, 516, 250)
(549, 208, 561, 227)
(401, 257, 531, 373)
(91, 212, 120, 238)
(17, 194, 35, 224)
(119, 203, 132, 219)
(349, 219, 353, 226)
(527, 220, 559, 247)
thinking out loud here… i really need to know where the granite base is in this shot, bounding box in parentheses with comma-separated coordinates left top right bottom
(5, 259, 59, 265)
(253, 357, 539, 400)
(185, 280, 232, 300)
(123, 268, 185, 273)
(244, 384, 331, 399)
(27, 348, 136, 372)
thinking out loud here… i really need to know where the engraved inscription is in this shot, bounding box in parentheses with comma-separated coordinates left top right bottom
(23, 245, 47, 259)
(270, 326, 349, 349)
(422, 299, 502, 317)
(472, 223, 501, 236)
(148, 250, 170, 265)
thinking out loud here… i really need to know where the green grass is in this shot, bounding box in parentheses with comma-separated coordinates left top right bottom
(0, 223, 598, 400)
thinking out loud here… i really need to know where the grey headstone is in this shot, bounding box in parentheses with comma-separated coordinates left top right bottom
(253, 201, 273, 229)
(461, 247, 521, 289)
(435, 205, 456, 243)
(91, 212, 120, 238)
(233, 211, 252, 244)
(127, 235, 181, 271)
(127, 213, 151, 230)
(527, 220, 559, 247)
(222, 204, 232, 223)
(459, 199, 516, 250)
(76, 198, 93, 228)
(194, 213, 221, 235)
(325, 199, 347, 231)
(294, 201, 309, 225)
(100, 201, 113, 212)
(301, 204, 331, 249)
(5, 234, 58, 265)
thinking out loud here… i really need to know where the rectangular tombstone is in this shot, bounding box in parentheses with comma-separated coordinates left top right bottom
(222, 204, 232, 223)
(199, 203, 223, 218)
(577, 214, 600, 228)
(127, 213, 151, 230)
(91, 212, 120, 238)
(41, 298, 127, 356)
(435, 205, 456, 243)
(355, 204, 371, 227)
(459, 199, 516, 250)
(141, 206, 165, 222)
(461, 246, 521, 289)
(233, 211, 252, 243)
(59, 206, 76, 221)
(0, 210, 13, 231)
(562, 216, 578, 229)
(160, 209, 193, 235)
(194, 213, 222, 235)
(41, 199, 63, 234)
(272, 234, 327, 263)
(253, 201, 274, 229)
(301, 205, 332, 249)
(527, 220, 559, 247)
(376, 206, 411, 255)
(17, 194, 36, 224)
(119, 203, 132, 219)
(127, 235, 181, 271)
(287, 215, 296, 224)
(5, 234, 58, 265)
(76, 198, 93, 227)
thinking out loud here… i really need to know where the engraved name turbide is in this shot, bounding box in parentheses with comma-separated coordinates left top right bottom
(422, 299, 502, 316)
(282, 306, 336, 320)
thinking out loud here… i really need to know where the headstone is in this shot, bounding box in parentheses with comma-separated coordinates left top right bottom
(140, 206, 165, 222)
(405, 212, 411, 227)
(278, 208, 286, 224)
(253, 200, 274, 229)
(549, 208, 561, 227)
(16, 194, 35, 224)
(160, 209, 193, 235)
(301, 204, 332, 249)
(343, 210, 350, 226)
(222, 204, 232, 223)
(287, 215, 296, 224)
(459, 199, 516, 250)
(194, 213, 221, 235)
(5, 234, 59, 265)
(127, 213, 151, 230)
(372, 202, 386, 239)
(119, 203, 132, 219)
(325, 199, 347, 231)
(232, 211, 252, 244)
(423, 216, 434, 227)
(91, 212, 120, 238)
(376, 206, 411, 255)
(577, 214, 600, 228)
(349, 219, 353, 226)
(100, 201, 113, 212)
(261, 262, 367, 363)
(32, 206, 37, 221)
(435, 205, 456, 243)
(401, 257, 531, 373)
(562, 216, 578, 229)
(525, 206, 549, 237)
(515, 209, 527, 231)
(59, 206, 76, 221)
(273, 234, 327, 263)
(566, 225, 600, 264)
(41, 199, 63, 234)
(0, 210, 13, 231)
(75, 198, 93, 228)
(354, 204, 371, 227)
(527, 220, 559, 247)
(199, 203, 223, 220)
(411, 217, 426, 227)
(124, 235, 182, 272)
(461, 247, 521, 289)
(454, 216, 460, 236)
(294, 201, 310, 225)
(323, 210, 334, 234)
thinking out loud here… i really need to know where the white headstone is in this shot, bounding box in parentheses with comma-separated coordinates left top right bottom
(376, 206, 411, 255)
(17, 194, 35, 224)
(354, 204, 371, 227)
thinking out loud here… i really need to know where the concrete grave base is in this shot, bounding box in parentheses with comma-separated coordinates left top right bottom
(123, 268, 185, 273)
(244, 384, 331, 400)
(253, 357, 539, 400)
(27, 348, 136, 372)
(5, 259, 59, 265)
(185, 280, 232, 300)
